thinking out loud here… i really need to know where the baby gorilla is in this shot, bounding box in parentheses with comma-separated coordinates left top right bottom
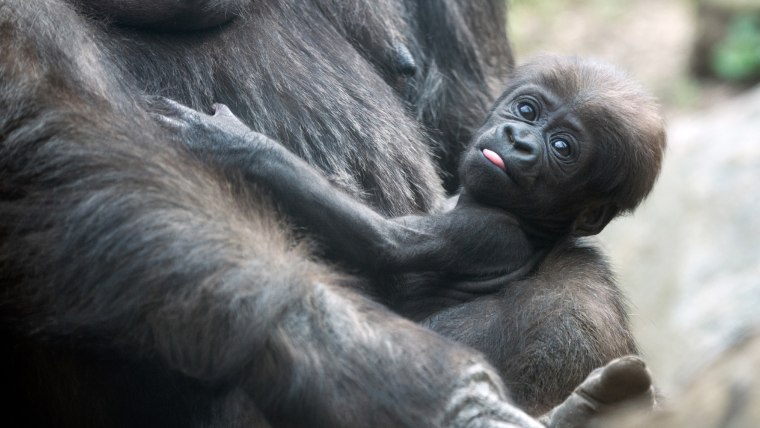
(156, 56, 665, 317)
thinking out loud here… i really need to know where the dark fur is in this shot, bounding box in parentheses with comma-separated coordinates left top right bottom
(157, 56, 664, 325)
(489, 57, 666, 218)
(154, 55, 661, 415)
(462, 57, 666, 238)
(75, 0, 248, 30)
(1, 0, 637, 425)
(153, 99, 543, 308)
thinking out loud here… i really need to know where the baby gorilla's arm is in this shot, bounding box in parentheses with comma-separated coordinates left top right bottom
(152, 99, 451, 274)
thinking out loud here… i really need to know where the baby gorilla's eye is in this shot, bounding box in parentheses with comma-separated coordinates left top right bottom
(516, 101, 538, 121)
(551, 138, 572, 157)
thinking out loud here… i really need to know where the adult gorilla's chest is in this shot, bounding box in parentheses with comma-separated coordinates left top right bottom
(101, 4, 444, 217)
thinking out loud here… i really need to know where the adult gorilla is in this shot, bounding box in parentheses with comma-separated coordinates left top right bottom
(0, 0, 636, 426)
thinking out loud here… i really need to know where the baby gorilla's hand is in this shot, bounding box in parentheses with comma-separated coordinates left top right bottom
(149, 97, 258, 145)
(148, 97, 280, 168)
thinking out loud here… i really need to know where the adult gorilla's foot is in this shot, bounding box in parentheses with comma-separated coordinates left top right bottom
(540, 356, 654, 428)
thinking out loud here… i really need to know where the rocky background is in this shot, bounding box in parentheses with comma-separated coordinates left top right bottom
(509, 0, 760, 396)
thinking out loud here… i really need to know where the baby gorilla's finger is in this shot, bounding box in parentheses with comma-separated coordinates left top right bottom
(146, 96, 209, 123)
(212, 103, 235, 117)
(145, 96, 181, 115)
(207, 103, 257, 138)
(162, 98, 208, 121)
(143, 95, 168, 110)
(149, 112, 186, 132)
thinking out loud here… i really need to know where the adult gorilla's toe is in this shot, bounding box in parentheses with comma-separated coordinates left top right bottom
(540, 356, 654, 428)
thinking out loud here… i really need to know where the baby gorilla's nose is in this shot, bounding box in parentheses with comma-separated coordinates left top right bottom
(502, 123, 540, 157)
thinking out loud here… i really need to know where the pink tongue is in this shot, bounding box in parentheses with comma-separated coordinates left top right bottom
(482, 149, 505, 171)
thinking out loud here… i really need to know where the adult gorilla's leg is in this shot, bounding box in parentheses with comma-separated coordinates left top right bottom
(0, 1, 540, 427)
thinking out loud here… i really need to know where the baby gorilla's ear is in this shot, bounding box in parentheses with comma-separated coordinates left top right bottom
(571, 204, 618, 236)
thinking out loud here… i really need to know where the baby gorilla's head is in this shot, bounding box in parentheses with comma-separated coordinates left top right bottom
(460, 56, 666, 238)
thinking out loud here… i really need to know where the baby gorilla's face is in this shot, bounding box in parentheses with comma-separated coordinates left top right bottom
(460, 80, 598, 227)
(461, 56, 665, 238)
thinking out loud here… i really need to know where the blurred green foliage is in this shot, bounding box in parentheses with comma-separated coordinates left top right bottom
(711, 15, 760, 81)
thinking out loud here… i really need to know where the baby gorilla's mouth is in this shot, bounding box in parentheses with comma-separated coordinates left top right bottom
(482, 149, 506, 171)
